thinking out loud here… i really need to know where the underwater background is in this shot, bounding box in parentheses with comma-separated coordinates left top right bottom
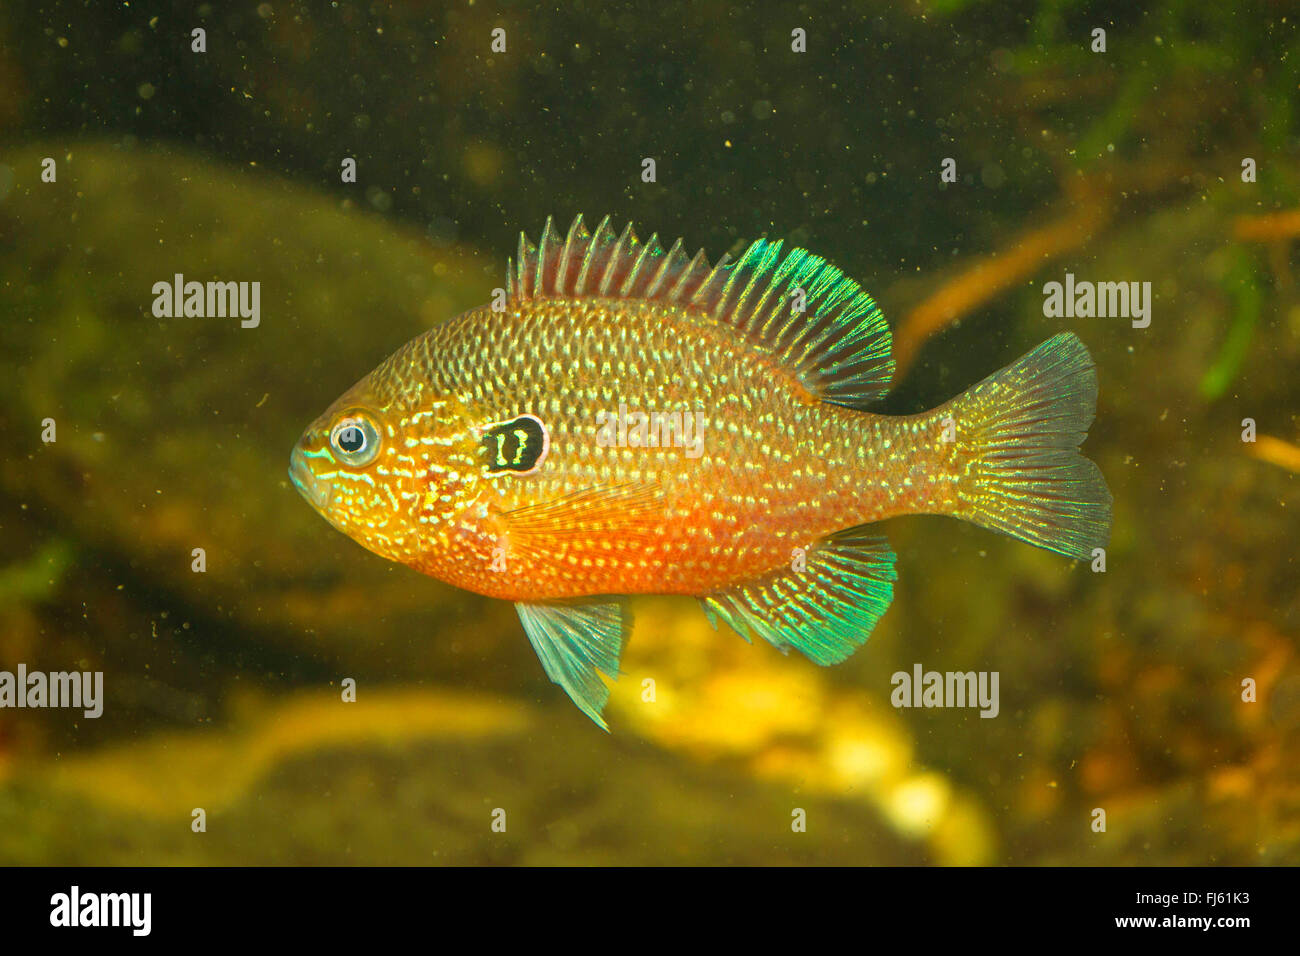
(0, 0, 1296, 865)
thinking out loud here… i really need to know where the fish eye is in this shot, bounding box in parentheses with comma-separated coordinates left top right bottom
(329, 413, 381, 467)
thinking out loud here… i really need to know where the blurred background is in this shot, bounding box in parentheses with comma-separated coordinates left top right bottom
(0, 0, 1296, 864)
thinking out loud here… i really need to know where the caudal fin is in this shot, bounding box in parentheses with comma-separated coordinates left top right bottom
(950, 332, 1112, 560)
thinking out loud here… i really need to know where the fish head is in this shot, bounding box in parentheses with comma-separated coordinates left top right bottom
(290, 338, 480, 565)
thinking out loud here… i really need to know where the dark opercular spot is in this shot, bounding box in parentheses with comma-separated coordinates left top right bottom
(481, 415, 548, 474)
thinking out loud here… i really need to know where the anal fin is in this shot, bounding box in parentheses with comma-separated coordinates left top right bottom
(516, 599, 627, 730)
(700, 530, 897, 666)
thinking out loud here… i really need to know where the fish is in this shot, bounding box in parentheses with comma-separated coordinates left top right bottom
(290, 214, 1112, 729)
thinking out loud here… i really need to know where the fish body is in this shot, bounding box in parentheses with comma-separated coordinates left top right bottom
(291, 215, 1111, 728)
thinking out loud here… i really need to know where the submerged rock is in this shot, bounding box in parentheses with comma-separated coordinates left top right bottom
(0, 142, 533, 686)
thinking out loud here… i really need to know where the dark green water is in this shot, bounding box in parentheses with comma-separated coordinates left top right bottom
(0, 1, 1296, 865)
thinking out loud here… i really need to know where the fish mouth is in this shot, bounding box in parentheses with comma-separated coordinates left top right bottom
(289, 445, 331, 511)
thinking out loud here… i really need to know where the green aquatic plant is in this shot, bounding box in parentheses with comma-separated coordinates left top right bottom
(0, 538, 72, 604)
(1200, 246, 1262, 400)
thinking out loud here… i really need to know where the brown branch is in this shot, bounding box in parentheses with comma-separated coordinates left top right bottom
(1234, 210, 1300, 243)
(1248, 435, 1300, 474)
(893, 185, 1112, 375)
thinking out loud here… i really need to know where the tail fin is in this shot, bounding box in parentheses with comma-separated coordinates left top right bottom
(950, 332, 1112, 560)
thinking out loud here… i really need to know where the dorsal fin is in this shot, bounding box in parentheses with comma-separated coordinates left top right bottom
(506, 214, 894, 407)
(508, 214, 724, 303)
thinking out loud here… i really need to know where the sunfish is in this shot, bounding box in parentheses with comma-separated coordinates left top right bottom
(290, 215, 1112, 728)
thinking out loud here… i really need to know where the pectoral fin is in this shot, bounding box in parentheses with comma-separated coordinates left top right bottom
(700, 529, 897, 666)
(516, 599, 627, 730)
(500, 480, 665, 535)
(495, 481, 665, 565)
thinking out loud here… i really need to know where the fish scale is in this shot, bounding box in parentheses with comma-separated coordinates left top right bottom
(291, 214, 1111, 729)
(439, 300, 904, 596)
